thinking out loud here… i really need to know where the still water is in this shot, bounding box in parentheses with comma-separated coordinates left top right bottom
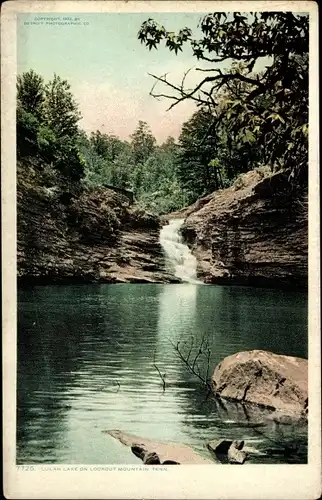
(17, 283, 308, 464)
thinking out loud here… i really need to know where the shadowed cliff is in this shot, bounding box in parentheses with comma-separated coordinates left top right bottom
(17, 158, 177, 284)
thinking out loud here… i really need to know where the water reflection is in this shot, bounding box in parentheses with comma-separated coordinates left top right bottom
(17, 283, 307, 464)
(17, 286, 85, 463)
(157, 283, 197, 340)
(155, 283, 308, 464)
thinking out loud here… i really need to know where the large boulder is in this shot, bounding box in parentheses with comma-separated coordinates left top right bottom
(212, 350, 308, 417)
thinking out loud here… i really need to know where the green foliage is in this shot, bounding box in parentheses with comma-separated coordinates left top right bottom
(136, 176, 190, 214)
(17, 69, 45, 119)
(79, 132, 133, 189)
(79, 123, 189, 214)
(90, 130, 126, 161)
(138, 12, 309, 191)
(130, 121, 156, 164)
(36, 125, 57, 161)
(17, 107, 40, 155)
(55, 139, 86, 182)
(16, 71, 188, 213)
(17, 13, 308, 223)
(177, 109, 221, 198)
(17, 70, 84, 183)
(44, 74, 81, 138)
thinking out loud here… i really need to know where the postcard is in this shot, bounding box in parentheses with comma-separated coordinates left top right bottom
(1, 1, 320, 498)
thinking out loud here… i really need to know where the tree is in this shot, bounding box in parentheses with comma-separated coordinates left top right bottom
(17, 69, 45, 119)
(90, 131, 128, 163)
(16, 108, 40, 156)
(41, 74, 84, 182)
(130, 121, 156, 164)
(17, 70, 45, 156)
(177, 108, 221, 197)
(78, 123, 191, 214)
(79, 130, 133, 189)
(44, 74, 81, 139)
(138, 12, 309, 185)
(17, 71, 85, 183)
(109, 148, 134, 189)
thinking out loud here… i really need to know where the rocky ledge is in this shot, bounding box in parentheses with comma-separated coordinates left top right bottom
(17, 160, 177, 284)
(212, 350, 308, 418)
(171, 168, 308, 288)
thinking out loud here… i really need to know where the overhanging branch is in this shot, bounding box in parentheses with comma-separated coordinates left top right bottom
(147, 69, 265, 111)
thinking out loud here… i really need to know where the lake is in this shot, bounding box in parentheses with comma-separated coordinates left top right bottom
(17, 283, 308, 464)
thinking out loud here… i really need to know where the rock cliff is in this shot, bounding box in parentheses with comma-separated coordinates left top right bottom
(17, 159, 176, 284)
(18, 159, 308, 288)
(173, 169, 308, 288)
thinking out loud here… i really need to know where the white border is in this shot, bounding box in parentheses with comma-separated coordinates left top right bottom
(1, 1, 321, 498)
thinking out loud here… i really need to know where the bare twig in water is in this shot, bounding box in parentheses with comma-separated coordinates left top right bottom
(153, 363, 166, 391)
(168, 335, 212, 391)
(153, 351, 166, 391)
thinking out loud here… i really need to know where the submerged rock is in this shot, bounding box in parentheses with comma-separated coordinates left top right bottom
(212, 350, 308, 417)
(228, 442, 247, 464)
(207, 439, 247, 464)
(207, 439, 234, 455)
(105, 429, 214, 464)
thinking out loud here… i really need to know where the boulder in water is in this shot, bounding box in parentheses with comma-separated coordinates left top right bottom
(228, 442, 247, 464)
(207, 439, 233, 455)
(207, 439, 247, 464)
(212, 350, 308, 417)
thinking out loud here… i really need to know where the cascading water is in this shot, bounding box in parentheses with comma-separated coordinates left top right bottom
(159, 218, 201, 284)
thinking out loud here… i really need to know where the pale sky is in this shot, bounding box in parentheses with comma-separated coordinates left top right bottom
(17, 12, 217, 143)
(17, 12, 274, 143)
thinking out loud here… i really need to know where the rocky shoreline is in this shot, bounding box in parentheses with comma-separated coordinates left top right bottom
(106, 430, 252, 465)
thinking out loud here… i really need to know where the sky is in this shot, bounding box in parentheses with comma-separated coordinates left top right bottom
(17, 12, 216, 143)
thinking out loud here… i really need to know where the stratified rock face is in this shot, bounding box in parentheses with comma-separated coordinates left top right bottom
(17, 161, 175, 284)
(180, 169, 308, 288)
(212, 350, 308, 416)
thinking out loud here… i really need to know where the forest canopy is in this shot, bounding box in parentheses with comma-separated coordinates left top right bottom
(16, 71, 189, 213)
(138, 12, 309, 188)
(17, 12, 308, 215)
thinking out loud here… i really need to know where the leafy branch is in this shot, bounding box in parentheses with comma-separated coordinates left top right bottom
(138, 12, 309, 185)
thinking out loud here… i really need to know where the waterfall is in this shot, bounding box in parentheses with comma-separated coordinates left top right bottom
(159, 218, 201, 284)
